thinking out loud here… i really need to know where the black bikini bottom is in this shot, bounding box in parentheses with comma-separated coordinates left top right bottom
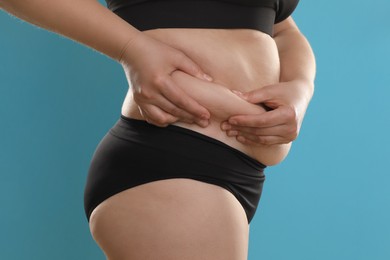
(83, 115, 266, 223)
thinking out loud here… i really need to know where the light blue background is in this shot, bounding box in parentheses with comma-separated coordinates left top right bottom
(1, 0, 389, 259)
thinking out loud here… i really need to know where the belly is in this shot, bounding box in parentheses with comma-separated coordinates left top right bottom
(121, 28, 289, 165)
(141, 28, 281, 90)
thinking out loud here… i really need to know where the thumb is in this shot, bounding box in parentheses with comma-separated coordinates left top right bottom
(243, 84, 283, 110)
(242, 85, 272, 104)
(176, 54, 213, 82)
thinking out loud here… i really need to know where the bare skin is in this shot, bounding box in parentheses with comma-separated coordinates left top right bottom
(93, 28, 288, 260)
(88, 28, 292, 260)
(0, 1, 315, 259)
(222, 18, 316, 145)
(122, 28, 291, 166)
(90, 179, 250, 260)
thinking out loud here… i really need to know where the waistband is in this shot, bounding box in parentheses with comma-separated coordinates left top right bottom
(110, 0, 276, 36)
(116, 115, 266, 171)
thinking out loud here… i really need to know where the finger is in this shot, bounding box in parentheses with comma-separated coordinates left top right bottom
(227, 124, 288, 137)
(134, 92, 179, 125)
(140, 104, 178, 127)
(175, 54, 213, 82)
(135, 79, 210, 127)
(158, 87, 210, 127)
(237, 130, 280, 144)
(228, 109, 285, 128)
(160, 76, 211, 120)
(147, 95, 199, 124)
(243, 85, 274, 104)
(236, 134, 287, 146)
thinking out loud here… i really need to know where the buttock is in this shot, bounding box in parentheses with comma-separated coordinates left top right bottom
(83, 115, 266, 223)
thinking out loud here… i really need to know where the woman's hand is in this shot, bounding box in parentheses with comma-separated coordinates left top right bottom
(120, 32, 212, 127)
(221, 17, 316, 146)
(221, 79, 313, 145)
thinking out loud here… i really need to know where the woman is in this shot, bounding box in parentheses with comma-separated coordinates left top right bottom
(1, 0, 316, 259)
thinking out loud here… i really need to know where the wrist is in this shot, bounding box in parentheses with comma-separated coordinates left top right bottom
(290, 79, 315, 123)
(287, 78, 315, 100)
(117, 31, 145, 65)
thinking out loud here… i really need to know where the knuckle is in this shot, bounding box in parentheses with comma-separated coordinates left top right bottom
(153, 116, 168, 126)
(133, 84, 153, 99)
(287, 133, 297, 142)
(257, 136, 269, 145)
(151, 74, 167, 87)
(291, 127, 299, 140)
(284, 107, 298, 122)
(153, 114, 177, 127)
(287, 124, 298, 136)
(254, 128, 263, 136)
(149, 119, 165, 127)
(168, 106, 182, 116)
(284, 132, 297, 143)
(176, 97, 190, 108)
(140, 89, 153, 99)
(254, 115, 267, 125)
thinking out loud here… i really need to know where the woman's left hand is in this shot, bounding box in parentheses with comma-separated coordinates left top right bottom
(221, 79, 313, 145)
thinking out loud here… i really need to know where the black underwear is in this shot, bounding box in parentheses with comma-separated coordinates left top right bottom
(83, 115, 266, 223)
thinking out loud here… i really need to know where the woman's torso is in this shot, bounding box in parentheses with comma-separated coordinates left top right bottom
(121, 28, 291, 165)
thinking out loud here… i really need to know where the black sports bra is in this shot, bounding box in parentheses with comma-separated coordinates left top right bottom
(105, 0, 299, 36)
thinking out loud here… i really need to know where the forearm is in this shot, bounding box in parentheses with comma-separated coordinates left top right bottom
(274, 18, 316, 99)
(0, 0, 140, 62)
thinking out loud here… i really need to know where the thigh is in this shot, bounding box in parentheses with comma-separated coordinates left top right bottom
(89, 179, 249, 260)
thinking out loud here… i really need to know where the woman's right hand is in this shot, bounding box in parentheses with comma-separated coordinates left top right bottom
(119, 32, 212, 127)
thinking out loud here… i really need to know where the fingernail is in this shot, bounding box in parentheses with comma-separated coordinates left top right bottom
(200, 113, 210, 120)
(203, 73, 213, 81)
(229, 119, 237, 125)
(237, 136, 246, 142)
(221, 123, 231, 130)
(198, 119, 209, 127)
(227, 130, 238, 136)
